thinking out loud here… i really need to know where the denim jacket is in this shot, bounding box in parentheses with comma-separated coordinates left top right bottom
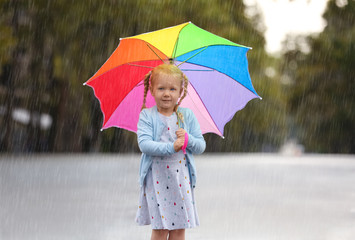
(137, 105, 206, 188)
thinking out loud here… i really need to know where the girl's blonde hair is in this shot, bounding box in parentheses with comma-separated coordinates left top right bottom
(141, 63, 189, 122)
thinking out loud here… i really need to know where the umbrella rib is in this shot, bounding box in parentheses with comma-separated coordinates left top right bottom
(172, 22, 189, 59)
(187, 81, 223, 136)
(127, 63, 155, 68)
(172, 37, 179, 59)
(177, 46, 208, 67)
(180, 69, 213, 72)
(146, 43, 165, 63)
(178, 59, 261, 98)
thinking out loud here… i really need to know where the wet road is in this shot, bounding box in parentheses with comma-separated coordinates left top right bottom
(1, 154, 355, 240)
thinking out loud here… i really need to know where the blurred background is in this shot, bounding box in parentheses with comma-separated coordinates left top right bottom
(0, 0, 354, 154)
(1, 1, 355, 239)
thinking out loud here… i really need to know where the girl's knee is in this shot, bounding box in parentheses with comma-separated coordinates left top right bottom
(151, 229, 169, 240)
(168, 229, 185, 240)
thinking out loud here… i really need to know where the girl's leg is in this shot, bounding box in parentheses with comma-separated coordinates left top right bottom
(151, 229, 169, 240)
(168, 229, 185, 240)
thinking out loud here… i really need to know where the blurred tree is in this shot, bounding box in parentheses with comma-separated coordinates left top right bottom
(282, 0, 355, 153)
(0, 0, 25, 152)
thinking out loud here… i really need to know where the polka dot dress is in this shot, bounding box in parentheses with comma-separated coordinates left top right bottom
(135, 112, 199, 230)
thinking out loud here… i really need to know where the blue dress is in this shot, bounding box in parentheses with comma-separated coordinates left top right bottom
(135, 112, 199, 230)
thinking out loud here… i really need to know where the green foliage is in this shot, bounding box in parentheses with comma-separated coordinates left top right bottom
(284, 0, 355, 153)
(0, 2, 17, 70)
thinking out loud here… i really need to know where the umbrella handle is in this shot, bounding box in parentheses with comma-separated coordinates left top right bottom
(182, 132, 188, 154)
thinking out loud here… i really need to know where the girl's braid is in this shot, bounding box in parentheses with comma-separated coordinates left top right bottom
(178, 74, 188, 106)
(141, 71, 152, 110)
(175, 73, 189, 124)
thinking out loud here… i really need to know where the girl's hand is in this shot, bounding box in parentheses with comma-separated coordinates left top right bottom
(173, 137, 185, 152)
(175, 128, 187, 139)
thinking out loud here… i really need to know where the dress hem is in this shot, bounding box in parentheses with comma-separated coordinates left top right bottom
(136, 222, 200, 231)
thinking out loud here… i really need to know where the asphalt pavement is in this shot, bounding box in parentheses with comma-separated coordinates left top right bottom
(1, 153, 354, 240)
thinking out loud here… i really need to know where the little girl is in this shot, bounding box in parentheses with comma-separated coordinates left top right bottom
(135, 63, 206, 240)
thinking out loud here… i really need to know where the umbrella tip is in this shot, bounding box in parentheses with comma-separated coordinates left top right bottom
(83, 83, 86, 86)
(100, 128, 103, 132)
(221, 136, 225, 139)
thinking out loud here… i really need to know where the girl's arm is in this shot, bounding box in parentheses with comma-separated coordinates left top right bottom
(137, 110, 176, 156)
(186, 109, 206, 154)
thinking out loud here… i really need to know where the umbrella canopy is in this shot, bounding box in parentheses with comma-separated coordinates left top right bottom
(84, 22, 261, 137)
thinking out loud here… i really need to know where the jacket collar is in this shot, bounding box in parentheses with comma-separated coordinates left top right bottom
(152, 105, 185, 129)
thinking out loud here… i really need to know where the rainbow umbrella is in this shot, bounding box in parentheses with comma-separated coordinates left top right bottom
(84, 22, 261, 137)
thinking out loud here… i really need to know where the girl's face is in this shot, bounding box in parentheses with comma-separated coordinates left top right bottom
(150, 72, 183, 115)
